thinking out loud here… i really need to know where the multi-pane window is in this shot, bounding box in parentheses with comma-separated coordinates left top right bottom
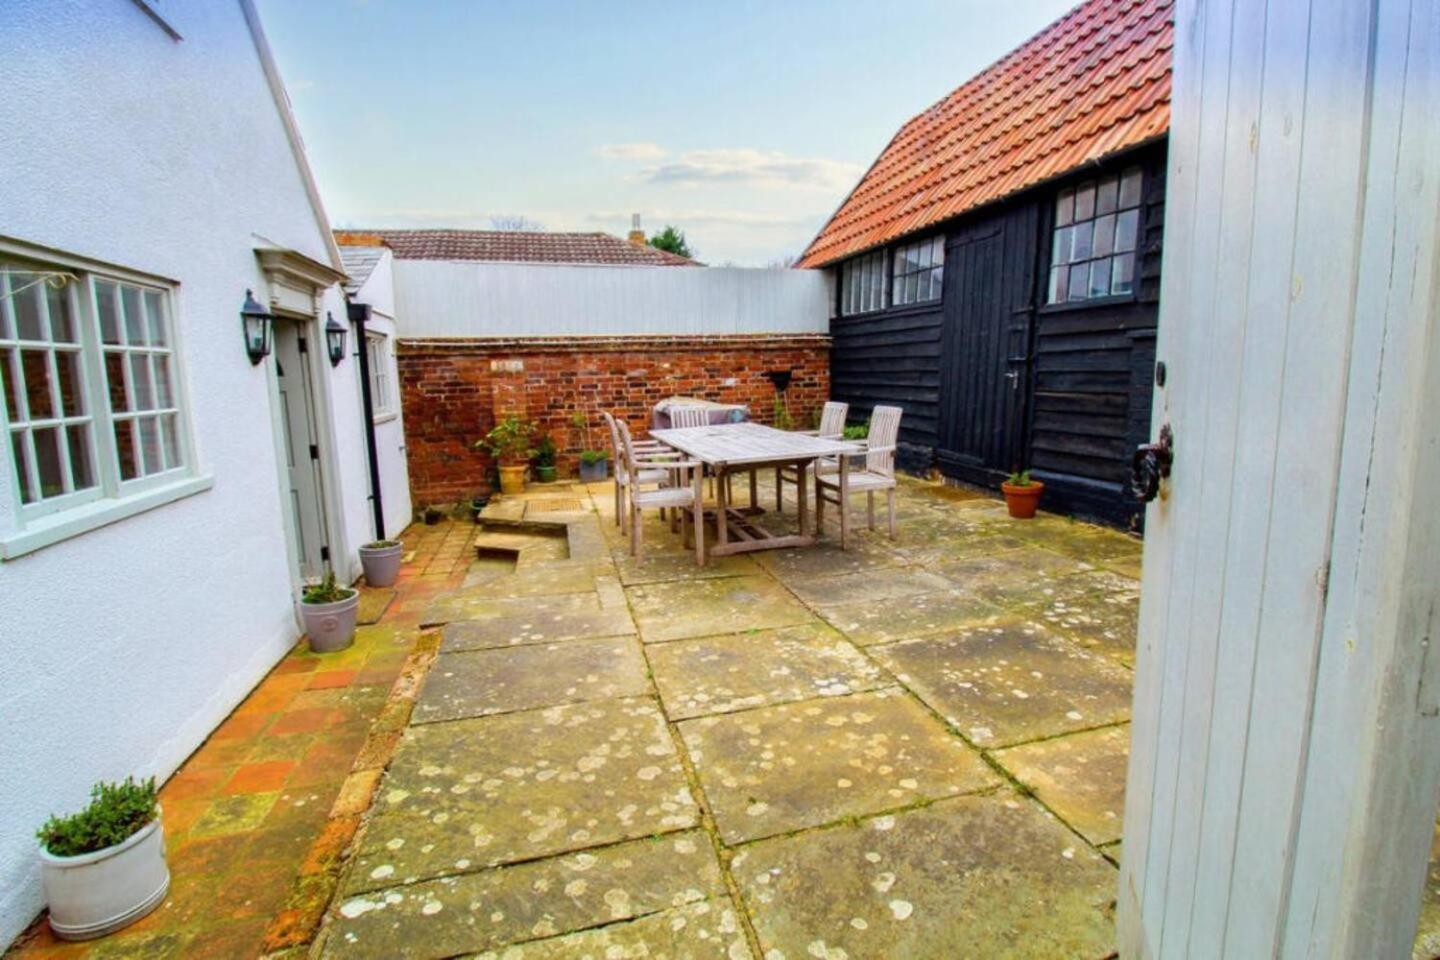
(891, 236, 944, 306)
(1047, 166, 1143, 303)
(365, 333, 395, 418)
(839, 250, 887, 316)
(1, 272, 98, 508)
(1, 253, 192, 525)
(94, 280, 184, 481)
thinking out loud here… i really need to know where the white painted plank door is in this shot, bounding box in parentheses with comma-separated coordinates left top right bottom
(1118, 0, 1440, 957)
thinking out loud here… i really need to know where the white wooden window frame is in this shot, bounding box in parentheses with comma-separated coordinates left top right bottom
(365, 331, 396, 421)
(838, 250, 888, 316)
(0, 238, 210, 559)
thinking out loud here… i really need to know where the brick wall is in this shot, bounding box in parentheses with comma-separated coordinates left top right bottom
(398, 334, 832, 505)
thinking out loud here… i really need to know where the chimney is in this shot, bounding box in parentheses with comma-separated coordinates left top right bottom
(627, 213, 646, 246)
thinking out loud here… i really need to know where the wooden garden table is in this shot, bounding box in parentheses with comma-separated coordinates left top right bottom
(649, 422, 861, 557)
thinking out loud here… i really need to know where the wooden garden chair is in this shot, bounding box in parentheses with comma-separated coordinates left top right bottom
(601, 411, 669, 532)
(775, 400, 847, 513)
(816, 404, 902, 543)
(616, 419, 705, 564)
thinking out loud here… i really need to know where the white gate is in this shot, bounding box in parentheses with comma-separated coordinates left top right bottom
(1119, 0, 1440, 957)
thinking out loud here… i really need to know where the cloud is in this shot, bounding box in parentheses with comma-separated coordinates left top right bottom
(642, 148, 862, 191)
(594, 142, 669, 161)
(586, 209, 820, 229)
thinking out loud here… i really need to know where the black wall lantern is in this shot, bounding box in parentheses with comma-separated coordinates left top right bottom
(325, 311, 347, 367)
(241, 289, 273, 365)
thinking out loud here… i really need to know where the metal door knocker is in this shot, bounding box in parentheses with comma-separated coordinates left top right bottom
(1131, 423, 1174, 503)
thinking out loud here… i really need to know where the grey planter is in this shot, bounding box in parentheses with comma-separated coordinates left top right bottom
(579, 457, 609, 482)
(301, 590, 359, 653)
(358, 541, 403, 588)
(39, 812, 169, 941)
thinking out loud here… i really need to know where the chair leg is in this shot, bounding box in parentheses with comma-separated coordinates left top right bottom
(867, 491, 876, 530)
(614, 481, 622, 527)
(816, 476, 825, 530)
(693, 498, 705, 566)
(631, 505, 644, 560)
(887, 488, 897, 538)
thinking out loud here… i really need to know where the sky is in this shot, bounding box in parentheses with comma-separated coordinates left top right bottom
(257, 0, 1078, 266)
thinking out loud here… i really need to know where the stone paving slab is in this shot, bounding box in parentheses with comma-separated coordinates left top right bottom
(615, 550, 762, 586)
(465, 561, 610, 599)
(343, 698, 698, 894)
(421, 584, 624, 628)
(467, 899, 753, 959)
(1030, 584, 1140, 667)
(752, 538, 906, 580)
(872, 621, 1133, 748)
(441, 608, 637, 652)
(784, 569, 958, 608)
(679, 688, 996, 844)
(814, 588, 1002, 646)
(647, 623, 887, 720)
(732, 794, 1116, 960)
(324, 831, 725, 959)
(626, 575, 816, 644)
(932, 549, 1095, 609)
(413, 638, 650, 723)
(991, 724, 1130, 846)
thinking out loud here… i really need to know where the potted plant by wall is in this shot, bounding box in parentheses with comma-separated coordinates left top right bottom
(301, 569, 359, 653)
(358, 539, 403, 587)
(533, 433, 558, 483)
(1002, 469, 1045, 519)
(478, 415, 535, 496)
(36, 776, 168, 941)
(571, 411, 609, 482)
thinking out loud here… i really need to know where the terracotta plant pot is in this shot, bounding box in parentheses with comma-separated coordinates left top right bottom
(301, 590, 359, 653)
(358, 541, 403, 587)
(39, 813, 169, 941)
(497, 464, 527, 495)
(1001, 480, 1045, 519)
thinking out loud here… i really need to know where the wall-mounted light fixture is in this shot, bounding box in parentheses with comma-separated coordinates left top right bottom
(240, 289, 273, 365)
(325, 311, 347, 367)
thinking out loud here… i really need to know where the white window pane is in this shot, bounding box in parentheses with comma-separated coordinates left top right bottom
(1095, 176, 1118, 216)
(13, 275, 45, 341)
(67, 424, 96, 490)
(20, 349, 54, 419)
(927, 265, 943, 301)
(143, 290, 167, 346)
(1052, 226, 1072, 265)
(932, 236, 945, 267)
(860, 261, 872, 310)
(1115, 209, 1140, 252)
(121, 286, 145, 345)
(138, 416, 161, 475)
(1074, 183, 1096, 221)
(154, 354, 174, 408)
(114, 419, 139, 480)
(1093, 213, 1116, 257)
(33, 425, 64, 497)
(11, 432, 34, 503)
(1120, 167, 1143, 207)
(1112, 252, 1136, 293)
(905, 270, 919, 303)
(160, 413, 181, 470)
(1056, 189, 1074, 227)
(47, 283, 76, 343)
(129, 354, 155, 410)
(1069, 264, 1089, 300)
(1048, 265, 1067, 303)
(2, 349, 20, 420)
(95, 281, 122, 345)
(57, 350, 85, 417)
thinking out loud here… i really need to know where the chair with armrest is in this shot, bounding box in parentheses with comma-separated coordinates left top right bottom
(816, 404, 902, 545)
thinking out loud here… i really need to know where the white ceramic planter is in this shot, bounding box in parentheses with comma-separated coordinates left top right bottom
(301, 590, 359, 653)
(358, 541, 403, 587)
(39, 814, 169, 941)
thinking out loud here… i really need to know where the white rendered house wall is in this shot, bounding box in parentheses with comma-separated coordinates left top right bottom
(0, 1, 372, 945)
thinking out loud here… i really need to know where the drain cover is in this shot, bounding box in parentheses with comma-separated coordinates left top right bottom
(525, 499, 586, 514)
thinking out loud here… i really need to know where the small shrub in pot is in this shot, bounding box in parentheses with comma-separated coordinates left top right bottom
(1002, 469, 1046, 519)
(533, 433, 558, 483)
(571, 411, 609, 481)
(301, 570, 359, 653)
(36, 777, 169, 941)
(478, 416, 536, 495)
(358, 539, 403, 587)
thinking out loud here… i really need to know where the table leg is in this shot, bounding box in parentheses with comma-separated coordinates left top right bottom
(839, 452, 850, 551)
(749, 468, 758, 510)
(716, 464, 729, 549)
(798, 459, 810, 538)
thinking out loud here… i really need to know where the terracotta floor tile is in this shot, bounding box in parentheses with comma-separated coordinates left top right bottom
(223, 760, 297, 795)
(269, 707, 333, 735)
(211, 711, 274, 740)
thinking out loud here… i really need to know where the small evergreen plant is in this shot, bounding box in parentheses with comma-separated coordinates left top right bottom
(37, 777, 158, 857)
(1007, 469, 1033, 487)
(302, 569, 353, 604)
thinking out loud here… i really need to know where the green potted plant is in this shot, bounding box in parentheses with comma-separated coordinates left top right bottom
(358, 539, 403, 587)
(571, 411, 609, 482)
(478, 415, 535, 495)
(533, 433, 558, 483)
(36, 777, 168, 941)
(301, 569, 359, 652)
(1002, 469, 1045, 519)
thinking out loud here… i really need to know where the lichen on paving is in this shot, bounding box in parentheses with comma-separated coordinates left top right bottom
(625, 575, 814, 644)
(342, 697, 698, 895)
(466, 899, 754, 959)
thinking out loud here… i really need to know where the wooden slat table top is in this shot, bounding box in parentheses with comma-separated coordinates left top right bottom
(650, 422, 860, 466)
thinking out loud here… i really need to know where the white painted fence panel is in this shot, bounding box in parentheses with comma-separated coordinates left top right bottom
(391, 261, 831, 337)
(1120, 0, 1440, 957)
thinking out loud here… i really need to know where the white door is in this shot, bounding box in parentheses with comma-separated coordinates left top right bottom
(273, 318, 329, 581)
(1119, 1, 1440, 957)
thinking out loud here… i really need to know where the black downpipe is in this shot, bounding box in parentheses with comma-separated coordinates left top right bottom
(348, 300, 386, 540)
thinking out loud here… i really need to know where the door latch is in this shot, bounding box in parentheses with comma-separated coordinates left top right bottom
(1130, 423, 1174, 503)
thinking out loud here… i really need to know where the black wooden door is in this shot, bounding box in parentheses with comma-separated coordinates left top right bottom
(937, 211, 1035, 485)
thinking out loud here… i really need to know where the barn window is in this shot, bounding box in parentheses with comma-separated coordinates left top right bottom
(839, 250, 887, 316)
(1047, 166, 1143, 303)
(891, 236, 944, 306)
